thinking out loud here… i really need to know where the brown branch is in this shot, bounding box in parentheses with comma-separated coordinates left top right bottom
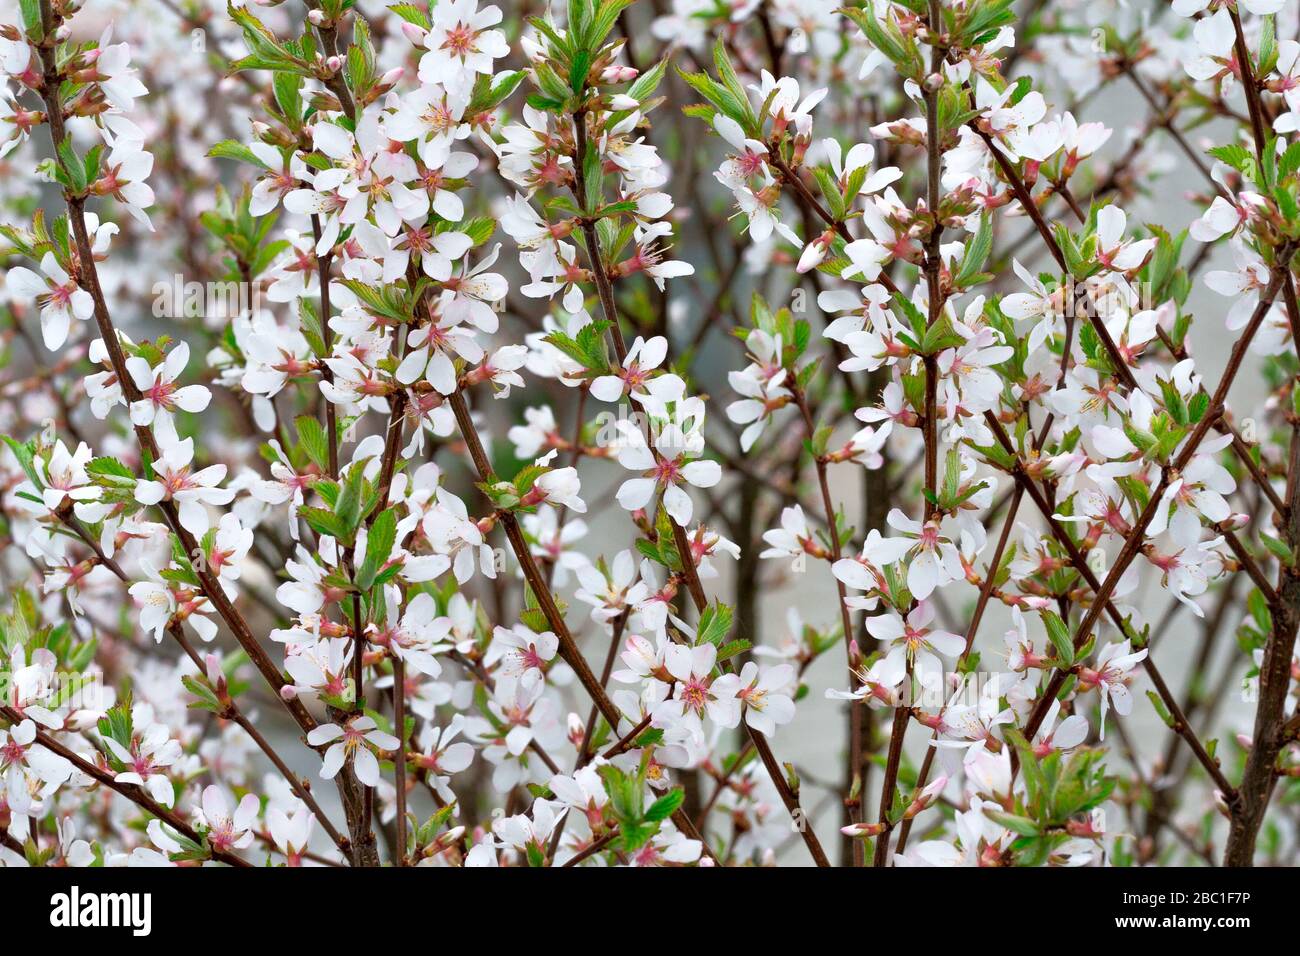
(444, 390, 715, 859)
(565, 96, 827, 864)
(393, 657, 408, 865)
(984, 413, 1243, 799)
(875, 5, 945, 866)
(1223, 28, 1300, 861)
(561, 828, 619, 866)
(895, 483, 1025, 855)
(973, 127, 1138, 392)
(792, 387, 865, 864)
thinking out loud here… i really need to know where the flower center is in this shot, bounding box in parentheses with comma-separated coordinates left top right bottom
(680, 677, 710, 713)
(442, 24, 478, 58)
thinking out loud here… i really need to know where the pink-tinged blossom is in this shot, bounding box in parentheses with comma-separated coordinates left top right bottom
(307, 716, 401, 788)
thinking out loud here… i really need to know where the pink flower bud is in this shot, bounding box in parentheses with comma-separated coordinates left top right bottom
(401, 21, 428, 45)
(920, 774, 948, 800)
(797, 234, 831, 273)
(602, 65, 639, 83)
(841, 821, 885, 837)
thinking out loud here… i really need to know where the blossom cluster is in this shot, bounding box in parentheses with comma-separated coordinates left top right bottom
(0, 0, 1298, 871)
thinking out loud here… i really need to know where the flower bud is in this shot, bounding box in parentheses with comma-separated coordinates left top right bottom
(401, 21, 428, 45)
(204, 653, 223, 687)
(1222, 512, 1249, 531)
(841, 821, 884, 838)
(519, 34, 546, 61)
(602, 64, 638, 83)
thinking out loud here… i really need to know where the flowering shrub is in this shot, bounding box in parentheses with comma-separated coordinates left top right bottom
(0, 0, 1299, 870)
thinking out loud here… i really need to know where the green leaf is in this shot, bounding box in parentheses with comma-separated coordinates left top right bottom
(956, 214, 992, 286)
(569, 0, 595, 47)
(1004, 728, 1046, 811)
(920, 315, 966, 355)
(356, 507, 396, 591)
(298, 506, 347, 541)
(1279, 140, 1300, 180)
(227, 4, 312, 75)
(534, 60, 574, 105)
(1145, 690, 1175, 729)
(1258, 533, 1294, 567)
(457, 217, 497, 247)
(337, 279, 412, 323)
(18, 0, 42, 40)
(842, 3, 923, 79)
(626, 58, 668, 103)
(333, 461, 368, 542)
(695, 602, 733, 646)
(633, 727, 664, 748)
(295, 416, 330, 472)
(182, 674, 224, 714)
(527, 17, 573, 60)
(985, 810, 1040, 837)
(587, 0, 633, 49)
(941, 448, 962, 505)
(467, 70, 525, 114)
(645, 787, 684, 823)
(208, 140, 269, 168)
(582, 142, 603, 213)
(677, 67, 751, 130)
(1208, 144, 1258, 185)
(1259, 15, 1278, 76)
(715, 638, 752, 663)
(1041, 610, 1074, 665)
(56, 138, 88, 192)
(570, 49, 591, 93)
(2, 435, 42, 488)
(387, 3, 431, 29)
